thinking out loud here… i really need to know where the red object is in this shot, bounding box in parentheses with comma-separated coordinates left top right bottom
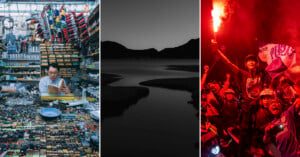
(76, 12, 83, 17)
(60, 4, 65, 12)
(78, 24, 86, 29)
(63, 28, 69, 41)
(76, 16, 83, 21)
(81, 30, 88, 37)
(78, 19, 85, 25)
(82, 36, 89, 42)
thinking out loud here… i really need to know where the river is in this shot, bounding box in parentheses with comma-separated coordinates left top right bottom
(102, 59, 199, 157)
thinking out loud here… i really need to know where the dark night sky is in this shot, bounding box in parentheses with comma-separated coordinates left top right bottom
(102, 0, 199, 50)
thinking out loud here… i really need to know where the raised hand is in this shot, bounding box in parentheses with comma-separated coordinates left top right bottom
(204, 65, 209, 73)
(226, 73, 231, 79)
(211, 39, 218, 52)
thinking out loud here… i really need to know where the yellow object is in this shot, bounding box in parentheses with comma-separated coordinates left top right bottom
(56, 17, 61, 23)
(40, 96, 96, 102)
(60, 10, 65, 16)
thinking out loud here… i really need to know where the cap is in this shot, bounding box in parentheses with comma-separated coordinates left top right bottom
(224, 88, 235, 94)
(260, 88, 274, 97)
(245, 54, 258, 63)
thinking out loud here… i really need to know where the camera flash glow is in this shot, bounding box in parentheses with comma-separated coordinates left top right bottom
(211, 145, 220, 155)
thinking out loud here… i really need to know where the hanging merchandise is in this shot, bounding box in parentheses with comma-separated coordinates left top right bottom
(41, 5, 51, 41)
(28, 19, 39, 42)
(71, 11, 89, 44)
(55, 9, 62, 43)
(37, 3, 90, 44)
(65, 12, 79, 43)
(48, 8, 55, 41)
(3, 17, 17, 53)
(41, 4, 54, 42)
(61, 9, 69, 42)
(84, 5, 89, 13)
(28, 12, 49, 41)
(2, 16, 14, 33)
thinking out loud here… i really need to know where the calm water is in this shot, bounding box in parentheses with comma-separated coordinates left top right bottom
(102, 59, 199, 157)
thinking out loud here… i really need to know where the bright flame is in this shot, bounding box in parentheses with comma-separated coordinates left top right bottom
(211, 1, 226, 33)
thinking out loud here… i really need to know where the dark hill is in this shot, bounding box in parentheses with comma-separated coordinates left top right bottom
(101, 39, 199, 59)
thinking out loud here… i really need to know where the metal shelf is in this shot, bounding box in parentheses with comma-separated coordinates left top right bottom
(3, 66, 40, 68)
(3, 73, 40, 75)
(2, 59, 40, 61)
(4, 79, 39, 82)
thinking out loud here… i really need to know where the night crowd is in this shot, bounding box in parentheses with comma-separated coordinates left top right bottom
(201, 42, 300, 157)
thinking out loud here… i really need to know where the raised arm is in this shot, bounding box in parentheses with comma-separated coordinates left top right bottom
(211, 40, 241, 74)
(219, 73, 231, 97)
(201, 65, 209, 90)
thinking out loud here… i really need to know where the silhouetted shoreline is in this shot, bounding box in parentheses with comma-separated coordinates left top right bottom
(101, 73, 149, 118)
(102, 63, 199, 118)
(166, 65, 199, 72)
(140, 77, 199, 115)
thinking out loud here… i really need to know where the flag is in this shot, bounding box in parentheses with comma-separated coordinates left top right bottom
(259, 43, 299, 84)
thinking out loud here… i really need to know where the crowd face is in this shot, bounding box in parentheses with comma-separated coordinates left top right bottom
(260, 95, 273, 108)
(209, 83, 220, 93)
(268, 100, 282, 116)
(225, 93, 235, 101)
(246, 60, 257, 70)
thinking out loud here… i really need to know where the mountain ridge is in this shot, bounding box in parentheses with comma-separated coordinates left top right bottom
(101, 38, 199, 59)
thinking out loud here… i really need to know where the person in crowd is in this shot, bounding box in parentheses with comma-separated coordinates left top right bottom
(212, 41, 271, 101)
(220, 88, 239, 127)
(274, 75, 299, 109)
(247, 88, 276, 156)
(217, 88, 240, 149)
(263, 98, 300, 157)
(211, 41, 272, 156)
(202, 65, 234, 148)
(39, 63, 70, 95)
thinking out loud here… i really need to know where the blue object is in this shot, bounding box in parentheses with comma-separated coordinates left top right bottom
(40, 108, 61, 118)
(55, 10, 59, 16)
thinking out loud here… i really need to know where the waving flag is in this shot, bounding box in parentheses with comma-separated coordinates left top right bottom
(259, 43, 299, 84)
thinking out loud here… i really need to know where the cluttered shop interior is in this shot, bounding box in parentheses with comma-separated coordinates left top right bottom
(0, 0, 100, 156)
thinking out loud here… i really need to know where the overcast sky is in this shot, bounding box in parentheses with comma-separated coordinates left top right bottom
(101, 0, 199, 50)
